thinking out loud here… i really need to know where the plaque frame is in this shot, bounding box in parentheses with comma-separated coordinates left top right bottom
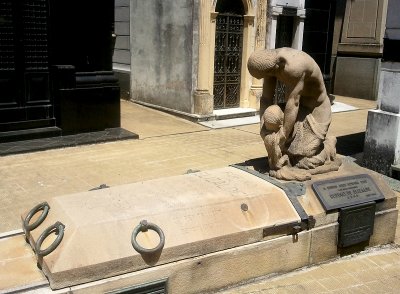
(312, 174, 385, 211)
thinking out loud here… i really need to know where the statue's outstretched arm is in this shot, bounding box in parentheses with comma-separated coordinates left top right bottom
(280, 75, 304, 142)
(260, 77, 276, 118)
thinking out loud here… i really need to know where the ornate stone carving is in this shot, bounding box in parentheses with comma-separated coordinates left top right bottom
(248, 48, 341, 181)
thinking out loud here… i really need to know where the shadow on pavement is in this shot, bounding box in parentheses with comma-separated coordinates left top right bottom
(236, 132, 366, 173)
(336, 132, 365, 156)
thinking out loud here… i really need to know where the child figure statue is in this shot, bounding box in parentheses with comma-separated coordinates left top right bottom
(248, 48, 341, 181)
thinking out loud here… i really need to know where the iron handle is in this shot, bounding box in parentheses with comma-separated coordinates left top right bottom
(35, 221, 65, 257)
(23, 202, 50, 235)
(131, 220, 165, 254)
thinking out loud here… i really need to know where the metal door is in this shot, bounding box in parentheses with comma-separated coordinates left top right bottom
(274, 8, 297, 104)
(303, 0, 336, 92)
(213, 13, 243, 109)
(0, 0, 53, 132)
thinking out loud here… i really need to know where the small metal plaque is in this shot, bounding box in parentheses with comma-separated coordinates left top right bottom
(312, 174, 384, 211)
(339, 202, 376, 247)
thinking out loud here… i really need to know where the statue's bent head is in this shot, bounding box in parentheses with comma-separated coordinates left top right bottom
(247, 50, 279, 79)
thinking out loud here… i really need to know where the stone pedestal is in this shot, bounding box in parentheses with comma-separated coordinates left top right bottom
(363, 62, 400, 175)
(193, 91, 213, 115)
(14, 163, 397, 293)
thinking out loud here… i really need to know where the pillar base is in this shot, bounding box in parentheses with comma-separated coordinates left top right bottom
(194, 91, 213, 115)
(248, 86, 262, 110)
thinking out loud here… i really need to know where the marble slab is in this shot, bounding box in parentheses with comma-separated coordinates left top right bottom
(22, 167, 301, 289)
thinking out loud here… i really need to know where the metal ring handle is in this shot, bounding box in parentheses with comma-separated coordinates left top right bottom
(23, 202, 50, 234)
(131, 220, 165, 254)
(35, 221, 65, 257)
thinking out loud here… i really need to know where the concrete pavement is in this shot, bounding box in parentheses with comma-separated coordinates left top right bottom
(218, 245, 400, 293)
(1, 96, 399, 293)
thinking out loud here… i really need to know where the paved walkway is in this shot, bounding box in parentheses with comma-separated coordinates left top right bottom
(1, 96, 399, 292)
(0, 96, 377, 233)
(219, 245, 400, 293)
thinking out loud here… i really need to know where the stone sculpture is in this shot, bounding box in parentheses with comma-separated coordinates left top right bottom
(248, 48, 341, 181)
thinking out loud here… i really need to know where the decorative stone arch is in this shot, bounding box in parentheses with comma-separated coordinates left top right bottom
(211, 0, 255, 15)
(194, 0, 257, 114)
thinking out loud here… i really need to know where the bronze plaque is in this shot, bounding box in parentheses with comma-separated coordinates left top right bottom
(339, 202, 376, 247)
(312, 174, 384, 211)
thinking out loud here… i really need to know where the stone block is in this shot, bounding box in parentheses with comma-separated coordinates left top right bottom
(309, 223, 339, 264)
(22, 167, 301, 289)
(378, 62, 400, 113)
(370, 208, 398, 246)
(363, 110, 400, 175)
(130, 0, 194, 113)
(334, 57, 380, 100)
(168, 232, 311, 293)
(299, 162, 397, 227)
(193, 91, 213, 115)
(115, 7, 129, 22)
(71, 232, 311, 294)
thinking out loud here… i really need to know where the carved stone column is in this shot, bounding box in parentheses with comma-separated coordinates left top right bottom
(292, 9, 306, 50)
(194, 0, 213, 115)
(249, 0, 268, 109)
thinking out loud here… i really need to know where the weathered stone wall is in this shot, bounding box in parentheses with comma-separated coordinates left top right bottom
(130, 0, 197, 113)
(114, 0, 131, 71)
(113, 0, 131, 100)
(332, 0, 388, 100)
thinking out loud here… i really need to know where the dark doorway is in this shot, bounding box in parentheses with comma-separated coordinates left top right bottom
(302, 0, 336, 92)
(0, 0, 54, 133)
(0, 0, 121, 143)
(275, 13, 295, 48)
(274, 8, 297, 104)
(213, 0, 245, 109)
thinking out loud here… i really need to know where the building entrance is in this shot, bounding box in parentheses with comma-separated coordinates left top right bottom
(302, 0, 336, 92)
(213, 0, 244, 109)
(274, 7, 297, 104)
(0, 0, 54, 133)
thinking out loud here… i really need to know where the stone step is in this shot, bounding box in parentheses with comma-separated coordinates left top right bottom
(0, 126, 61, 143)
(213, 108, 257, 120)
(199, 115, 260, 129)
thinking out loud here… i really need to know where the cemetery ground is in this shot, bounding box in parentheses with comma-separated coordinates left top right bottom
(0, 96, 399, 293)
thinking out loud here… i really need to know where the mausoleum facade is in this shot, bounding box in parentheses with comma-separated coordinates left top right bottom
(115, 0, 336, 118)
(113, 0, 388, 117)
(0, 0, 121, 142)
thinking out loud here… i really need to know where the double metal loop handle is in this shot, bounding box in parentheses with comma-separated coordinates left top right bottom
(23, 202, 50, 235)
(35, 221, 65, 257)
(131, 220, 165, 254)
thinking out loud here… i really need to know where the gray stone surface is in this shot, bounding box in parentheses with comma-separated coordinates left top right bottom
(363, 110, 400, 175)
(130, 0, 196, 113)
(378, 62, 400, 113)
(334, 57, 380, 100)
(362, 60, 400, 176)
(113, 0, 131, 93)
(386, 0, 400, 40)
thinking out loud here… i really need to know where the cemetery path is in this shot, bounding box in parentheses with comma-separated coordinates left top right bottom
(0, 96, 399, 293)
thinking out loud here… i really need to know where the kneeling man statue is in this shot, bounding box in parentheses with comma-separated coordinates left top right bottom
(248, 48, 341, 181)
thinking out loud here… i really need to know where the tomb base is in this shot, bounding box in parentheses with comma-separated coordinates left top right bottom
(1, 162, 397, 293)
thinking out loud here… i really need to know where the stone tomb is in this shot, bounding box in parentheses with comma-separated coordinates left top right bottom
(19, 164, 397, 293)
